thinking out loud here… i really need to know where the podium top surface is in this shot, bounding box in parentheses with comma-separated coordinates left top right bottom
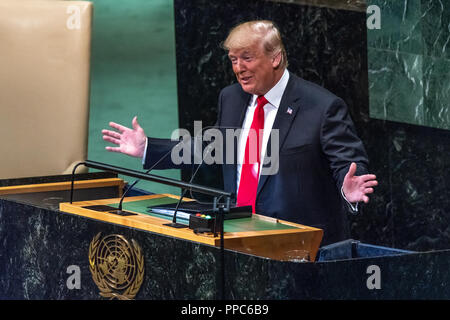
(112, 196, 298, 233)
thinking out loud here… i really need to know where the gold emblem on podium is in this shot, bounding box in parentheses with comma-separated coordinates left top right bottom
(89, 233, 144, 300)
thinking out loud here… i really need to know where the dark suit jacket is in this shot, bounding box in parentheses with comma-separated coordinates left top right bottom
(145, 72, 369, 245)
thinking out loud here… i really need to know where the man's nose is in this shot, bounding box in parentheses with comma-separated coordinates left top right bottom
(235, 59, 246, 72)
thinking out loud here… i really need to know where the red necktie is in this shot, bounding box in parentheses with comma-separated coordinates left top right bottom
(237, 95, 268, 213)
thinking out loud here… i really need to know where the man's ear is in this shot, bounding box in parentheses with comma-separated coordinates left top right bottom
(272, 51, 282, 69)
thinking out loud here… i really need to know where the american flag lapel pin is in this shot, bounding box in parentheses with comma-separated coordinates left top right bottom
(286, 107, 293, 115)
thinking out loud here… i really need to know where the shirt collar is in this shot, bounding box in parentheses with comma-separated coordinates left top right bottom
(251, 68, 290, 109)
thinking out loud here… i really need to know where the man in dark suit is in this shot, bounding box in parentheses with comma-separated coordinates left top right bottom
(102, 20, 377, 245)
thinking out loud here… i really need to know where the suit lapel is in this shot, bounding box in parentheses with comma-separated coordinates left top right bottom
(222, 88, 251, 197)
(236, 92, 252, 128)
(257, 74, 302, 196)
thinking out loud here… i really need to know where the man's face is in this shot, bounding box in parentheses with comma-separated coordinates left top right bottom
(228, 42, 280, 96)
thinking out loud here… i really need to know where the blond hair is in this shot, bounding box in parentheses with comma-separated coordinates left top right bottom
(222, 20, 288, 69)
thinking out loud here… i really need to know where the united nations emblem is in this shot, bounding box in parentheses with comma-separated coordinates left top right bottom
(89, 233, 144, 300)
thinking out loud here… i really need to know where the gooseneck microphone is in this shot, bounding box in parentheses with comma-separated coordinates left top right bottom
(164, 124, 238, 228)
(163, 146, 206, 228)
(115, 147, 173, 215)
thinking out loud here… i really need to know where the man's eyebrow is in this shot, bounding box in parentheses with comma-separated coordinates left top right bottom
(228, 49, 256, 61)
(229, 50, 253, 57)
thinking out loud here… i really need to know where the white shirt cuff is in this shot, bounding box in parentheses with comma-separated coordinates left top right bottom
(141, 137, 148, 164)
(341, 186, 359, 212)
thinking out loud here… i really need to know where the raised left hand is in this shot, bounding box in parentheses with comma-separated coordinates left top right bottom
(342, 162, 378, 204)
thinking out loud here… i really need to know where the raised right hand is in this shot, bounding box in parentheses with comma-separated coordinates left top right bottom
(102, 116, 147, 158)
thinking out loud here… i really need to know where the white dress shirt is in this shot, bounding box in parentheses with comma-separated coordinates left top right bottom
(236, 69, 290, 193)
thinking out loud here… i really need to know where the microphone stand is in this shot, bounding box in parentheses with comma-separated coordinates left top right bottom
(112, 179, 142, 216)
(70, 161, 86, 204)
(116, 149, 172, 215)
(163, 188, 190, 228)
(213, 195, 229, 300)
(164, 146, 206, 229)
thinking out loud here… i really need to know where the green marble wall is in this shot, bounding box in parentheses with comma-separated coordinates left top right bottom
(368, 0, 450, 130)
(87, 0, 180, 194)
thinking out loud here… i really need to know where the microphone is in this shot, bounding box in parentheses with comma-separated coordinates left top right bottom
(165, 124, 241, 228)
(187, 124, 242, 204)
(164, 127, 215, 228)
(112, 146, 173, 216)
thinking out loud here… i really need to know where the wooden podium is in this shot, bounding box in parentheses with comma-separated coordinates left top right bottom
(0, 175, 322, 261)
(3, 174, 443, 300)
(59, 192, 323, 261)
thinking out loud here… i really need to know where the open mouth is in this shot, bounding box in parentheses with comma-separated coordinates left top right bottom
(240, 76, 252, 84)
